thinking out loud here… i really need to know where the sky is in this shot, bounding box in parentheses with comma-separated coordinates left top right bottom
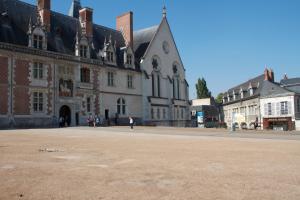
(22, 0, 300, 99)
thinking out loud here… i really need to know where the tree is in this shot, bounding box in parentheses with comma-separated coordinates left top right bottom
(195, 77, 211, 99)
(215, 93, 224, 104)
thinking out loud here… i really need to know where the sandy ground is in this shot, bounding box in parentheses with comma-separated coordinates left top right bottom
(0, 127, 300, 200)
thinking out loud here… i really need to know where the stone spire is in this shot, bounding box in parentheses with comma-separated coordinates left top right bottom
(68, 0, 82, 18)
(162, 6, 167, 18)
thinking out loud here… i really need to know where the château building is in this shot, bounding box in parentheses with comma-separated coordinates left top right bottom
(0, 0, 190, 128)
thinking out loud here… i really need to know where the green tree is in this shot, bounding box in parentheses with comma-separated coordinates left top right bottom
(215, 93, 224, 104)
(195, 77, 211, 99)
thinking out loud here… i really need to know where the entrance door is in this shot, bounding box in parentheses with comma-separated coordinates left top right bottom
(105, 109, 109, 120)
(59, 105, 71, 126)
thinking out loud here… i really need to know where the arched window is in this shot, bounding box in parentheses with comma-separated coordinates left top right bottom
(151, 56, 161, 97)
(117, 98, 126, 115)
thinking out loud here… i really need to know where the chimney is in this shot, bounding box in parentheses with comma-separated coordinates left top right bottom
(116, 12, 133, 48)
(264, 68, 274, 82)
(37, 0, 51, 31)
(79, 7, 93, 38)
(268, 69, 274, 82)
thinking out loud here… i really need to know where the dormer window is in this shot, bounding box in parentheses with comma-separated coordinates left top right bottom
(240, 88, 244, 99)
(80, 45, 88, 58)
(127, 54, 132, 65)
(249, 88, 253, 96)
(233, 90, 236, 101)
(33, 34, 43, 49)
(107, 51, 114, 62)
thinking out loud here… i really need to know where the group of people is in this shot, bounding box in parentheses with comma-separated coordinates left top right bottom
(87, 115, 102, 128)
(87, 114, 135, 129)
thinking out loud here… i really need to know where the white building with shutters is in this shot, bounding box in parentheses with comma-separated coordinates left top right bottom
(259, 79, 298, 131)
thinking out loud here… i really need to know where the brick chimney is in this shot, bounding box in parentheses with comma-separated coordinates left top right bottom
(264, 68, 274, 82)
(37, 0, 51, 31)
(79, 7, 93, 38)
(116, 12, 133, 48)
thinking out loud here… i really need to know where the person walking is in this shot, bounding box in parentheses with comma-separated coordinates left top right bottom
(129, 116, 134, 130)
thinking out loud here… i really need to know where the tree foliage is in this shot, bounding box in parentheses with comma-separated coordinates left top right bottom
(195, 77, 211, 99)
(215, 93, 224, 104)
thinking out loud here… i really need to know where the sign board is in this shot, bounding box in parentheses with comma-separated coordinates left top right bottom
(197, 112, 204, 123)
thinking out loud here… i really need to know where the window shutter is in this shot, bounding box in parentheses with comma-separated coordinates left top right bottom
(276, 102, 280, 116)
(288, 101, 292, 115)
(264, 103, 268, 115)
(271, 103, 275, 116)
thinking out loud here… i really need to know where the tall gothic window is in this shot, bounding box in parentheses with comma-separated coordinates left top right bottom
(117, 98, 126, 115)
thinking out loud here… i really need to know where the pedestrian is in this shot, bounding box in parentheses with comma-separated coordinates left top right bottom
(93, 115, 96, 128)
(95, 115, 100, 127)
(59, 116, 64, 128)
(129, 116, 134, 130)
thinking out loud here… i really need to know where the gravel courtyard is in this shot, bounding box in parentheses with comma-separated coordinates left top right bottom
(0, 127, 300, 200)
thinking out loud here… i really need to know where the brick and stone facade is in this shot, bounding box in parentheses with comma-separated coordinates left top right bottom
(0, 0, 190, 128)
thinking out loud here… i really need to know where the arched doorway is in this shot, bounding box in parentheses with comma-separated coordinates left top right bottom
(59, 105, 71, 126)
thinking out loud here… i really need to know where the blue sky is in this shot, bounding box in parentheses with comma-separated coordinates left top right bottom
(22, 0, 300, 98)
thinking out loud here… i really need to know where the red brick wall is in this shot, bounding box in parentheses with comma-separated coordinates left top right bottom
(116, 12, 133, 47)
(93, 70, 100, 114)
(0, 56, 8, 114)
(47, 64, 52, 115)
(14, 59, 30, 115)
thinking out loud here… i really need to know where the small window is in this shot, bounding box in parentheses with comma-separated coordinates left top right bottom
(108, 72, 114, 86)
(33, 62, 43, 79)
(33, 92, 43, 112)
(127, 75, 133, 89)
(87, 97, 91, 113)
(80, 68, 90, 83)
(33, 34, 43, 49)
(80, 45, 88, 58)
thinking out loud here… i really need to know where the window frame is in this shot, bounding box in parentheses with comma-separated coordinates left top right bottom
(33, 92, 43, 112)
(33, 62, 43, 79)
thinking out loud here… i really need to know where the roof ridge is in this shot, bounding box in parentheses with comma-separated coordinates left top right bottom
(134, 25, 159, 34)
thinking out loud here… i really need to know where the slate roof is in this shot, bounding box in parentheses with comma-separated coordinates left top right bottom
(280, 78, 300, 94)
(260, 80, 294, 98)
(133, 25, 158, 63)
(0, 0, 127, 67)
(223, 74, 265, 105)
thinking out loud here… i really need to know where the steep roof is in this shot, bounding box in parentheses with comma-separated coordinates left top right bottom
(0, 0, 127, 66)
(133, 25, 158, 62)
(223, 74, 265, 104)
